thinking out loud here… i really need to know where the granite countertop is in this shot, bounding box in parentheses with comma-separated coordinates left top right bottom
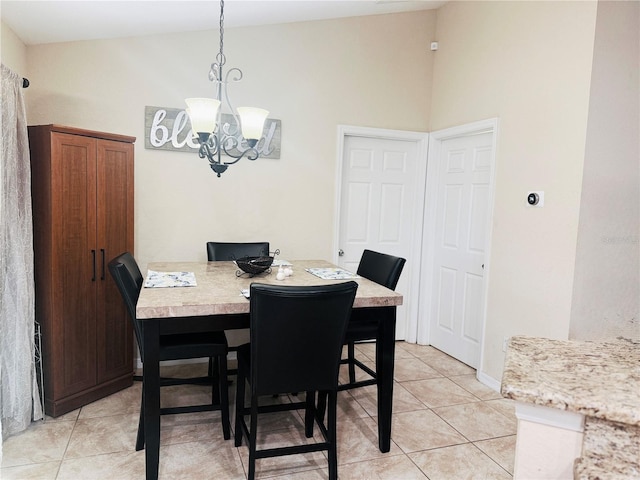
(501, 335, 640, 426)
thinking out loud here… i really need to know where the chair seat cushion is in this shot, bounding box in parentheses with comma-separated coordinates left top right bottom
(345, 308, 380, 342)
(159, 331, 228, 361)
(344, 322, 377, 342)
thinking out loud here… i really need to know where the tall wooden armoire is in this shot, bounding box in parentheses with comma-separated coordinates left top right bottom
(28, 125, 135, 417)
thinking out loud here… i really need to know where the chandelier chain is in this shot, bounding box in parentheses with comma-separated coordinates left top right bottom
(217, 0, 226, 67)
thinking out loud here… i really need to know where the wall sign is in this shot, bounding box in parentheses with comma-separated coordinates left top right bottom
(144, 106, 281, 159)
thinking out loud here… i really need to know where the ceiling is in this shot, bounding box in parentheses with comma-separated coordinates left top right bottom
(1, 0, 445, 46)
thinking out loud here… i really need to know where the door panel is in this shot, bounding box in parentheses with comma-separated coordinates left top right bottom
(380, 184, 403, 242)
(96, 140, 134, 382)
(346, 183, 371, 244)
(52, 133, 97, 396)
(429, 132, 493, 367)
(463, 272, 483, 341)
(338, 134, 422, 339)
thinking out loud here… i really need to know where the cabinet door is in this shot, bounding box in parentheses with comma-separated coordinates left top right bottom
(95, 139, 134, 383)
(51, 133, 98, 397)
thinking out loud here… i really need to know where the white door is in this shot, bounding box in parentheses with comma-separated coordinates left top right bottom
(335, 126, 428, 341)
(422, 124, 496, 368)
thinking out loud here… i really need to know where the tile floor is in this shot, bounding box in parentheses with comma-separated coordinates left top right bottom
(1, 342, 517, 479)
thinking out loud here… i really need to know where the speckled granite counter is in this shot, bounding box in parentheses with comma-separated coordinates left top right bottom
(501, 336, 640, 479)
(502, 336, 639, 425)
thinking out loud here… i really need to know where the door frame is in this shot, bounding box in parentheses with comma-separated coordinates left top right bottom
(334, 125, 429, 342)
(418, 118, 499, 369)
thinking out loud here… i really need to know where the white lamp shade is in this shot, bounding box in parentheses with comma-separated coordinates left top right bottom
(185, 98, 221, 133)
(237, 107, 269, 140)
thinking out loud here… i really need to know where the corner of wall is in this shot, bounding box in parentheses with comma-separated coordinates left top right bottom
(569, 0, 640, 343)
(1, 20, 27, 74)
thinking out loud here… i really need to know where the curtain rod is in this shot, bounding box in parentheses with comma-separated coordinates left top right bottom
(23, 77, 29, 88)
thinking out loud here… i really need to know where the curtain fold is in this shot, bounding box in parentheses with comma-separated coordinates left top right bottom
(0, 63, 43, 459)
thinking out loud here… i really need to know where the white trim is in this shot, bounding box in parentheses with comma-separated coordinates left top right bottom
(418, 118, 499, 368)
(334, 125, 429, 342)
(476, 369, 502, 392)
(515, 402, 585, 432)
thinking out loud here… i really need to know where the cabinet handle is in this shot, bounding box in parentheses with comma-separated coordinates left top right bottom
(101, 249, 106, 280)
(91, 250, 96, 281)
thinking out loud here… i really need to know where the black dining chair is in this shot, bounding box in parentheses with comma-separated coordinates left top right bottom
(340, 249, 406, 391)
(206, 241, 270, 372)
(206, 241, 270, 261)
(235, 281, 358, 480)
(108, 252, 231, 453)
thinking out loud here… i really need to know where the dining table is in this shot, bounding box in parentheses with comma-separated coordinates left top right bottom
(136, 259, 403, 480)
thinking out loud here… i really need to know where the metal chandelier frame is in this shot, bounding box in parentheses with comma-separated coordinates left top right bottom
(187, 0, 268, 177)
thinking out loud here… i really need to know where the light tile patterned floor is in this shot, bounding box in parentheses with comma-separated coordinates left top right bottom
(1, 342, 516, 479)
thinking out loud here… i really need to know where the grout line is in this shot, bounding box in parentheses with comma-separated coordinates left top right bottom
(3, 343, 516, 479)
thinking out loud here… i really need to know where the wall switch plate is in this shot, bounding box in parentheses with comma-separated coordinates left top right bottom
(430, 41, 439, 51)
(526, 191, 544, 207)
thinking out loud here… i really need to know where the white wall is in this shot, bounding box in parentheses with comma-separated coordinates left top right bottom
(1, 21, 27, 75)
(20, 12, 435, 271)
(570, 1, 640, 342)
(429, 1, 598, 380)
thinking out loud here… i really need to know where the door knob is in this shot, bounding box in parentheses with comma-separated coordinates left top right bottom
(338, 249, 344, 257)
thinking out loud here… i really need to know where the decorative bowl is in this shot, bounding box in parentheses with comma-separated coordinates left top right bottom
(235, 256, 274, 276)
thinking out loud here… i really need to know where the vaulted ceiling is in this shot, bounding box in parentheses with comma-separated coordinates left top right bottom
(1, 0, 445, 45)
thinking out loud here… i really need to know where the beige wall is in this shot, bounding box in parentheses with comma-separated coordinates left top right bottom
(1, 20, 27, 74)
(21, 12, 435, 271)
(570, 1, 640, 342)
(6, 2, 636, 384)
(429, 1, 598, 380)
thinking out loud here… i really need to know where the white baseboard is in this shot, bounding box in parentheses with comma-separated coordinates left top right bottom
(476, 370, 502, 393)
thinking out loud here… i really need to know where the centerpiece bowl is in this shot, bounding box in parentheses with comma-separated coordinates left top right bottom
(235, 256, 274, 276)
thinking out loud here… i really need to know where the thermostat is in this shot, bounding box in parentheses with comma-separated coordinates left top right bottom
(527, 191, 544, 207)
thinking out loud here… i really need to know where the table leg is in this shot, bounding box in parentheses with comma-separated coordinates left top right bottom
(376, 306, 396, 453)
(142, 321, 161, 480)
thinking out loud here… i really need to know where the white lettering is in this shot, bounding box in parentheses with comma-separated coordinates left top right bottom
(186, 131, 199, 149)
(145, 106, 280, 157)
(258, 121, 277, 155)
(149, 110, 169, 147)
(170, 111, 191, 149)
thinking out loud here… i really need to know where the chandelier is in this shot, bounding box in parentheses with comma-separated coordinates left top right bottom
(185, 0, 269, 177)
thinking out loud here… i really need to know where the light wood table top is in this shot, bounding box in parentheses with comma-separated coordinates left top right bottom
(137, 259, 403, 319)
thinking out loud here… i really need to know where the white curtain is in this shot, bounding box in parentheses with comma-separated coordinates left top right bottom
(0, 64, 43, 461)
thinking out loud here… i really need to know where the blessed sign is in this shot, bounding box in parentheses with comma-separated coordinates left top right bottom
(144, 106, 281, 159)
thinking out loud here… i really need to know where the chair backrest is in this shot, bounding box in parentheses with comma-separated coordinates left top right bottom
(108, 252, 144, 355)
(249, 282, 358, 396)
(356, 249, 406, 290)
(206, 242, 270, 261)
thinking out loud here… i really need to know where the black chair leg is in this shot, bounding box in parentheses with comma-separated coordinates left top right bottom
(304, 391, 315, 438)
(248, 399, 259, 480)
(316, 391, 327, 424)
(328, 390, 338, 480)
(234, 369, 245, 447)
(210, 356, 222, 404)
(218, 355, 231, 440)
(136, 399, 145, 451)
(348, 342, 356, 383)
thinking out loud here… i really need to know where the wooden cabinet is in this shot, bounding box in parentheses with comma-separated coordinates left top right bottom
(28, 125, 135, 417)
